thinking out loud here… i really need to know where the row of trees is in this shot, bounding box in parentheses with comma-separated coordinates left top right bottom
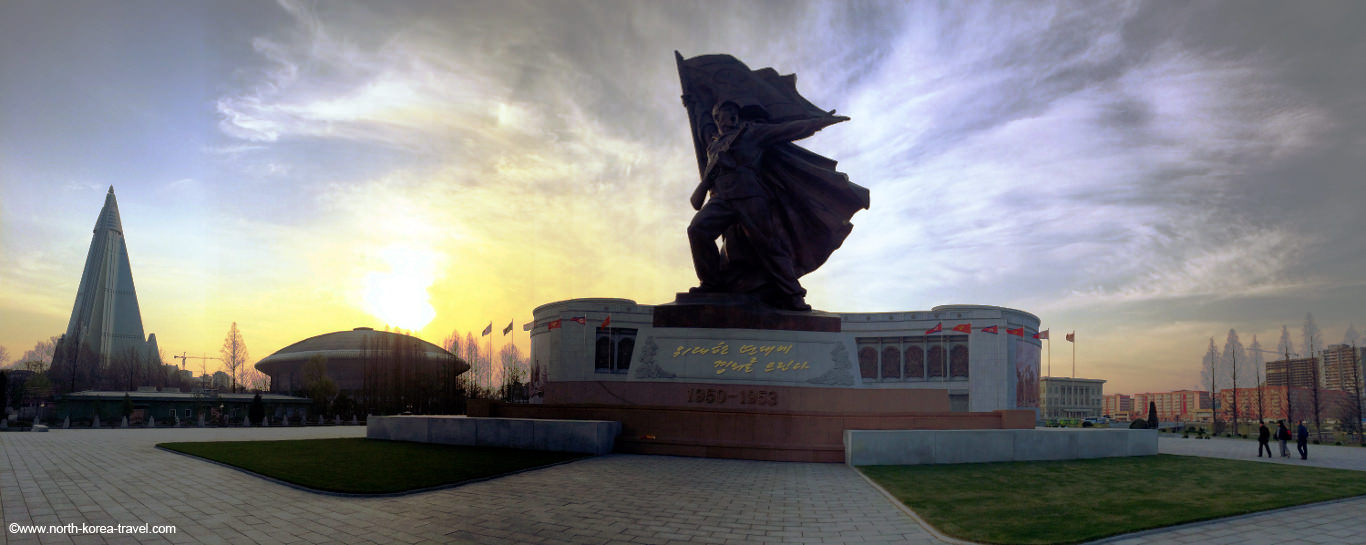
(1, 322, 267, 419)
(1199, 314, 1362, 442)
(291, 326, 530, 419)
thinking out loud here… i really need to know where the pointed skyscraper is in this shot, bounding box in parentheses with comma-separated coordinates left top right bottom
(58, 187, 155, 369)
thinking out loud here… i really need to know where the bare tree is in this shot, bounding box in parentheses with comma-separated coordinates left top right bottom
(0, 346, 9, 369)
(498, 344, 527, 402)
(1249, 335, 1266, 422)
(1202, 338, 1219, 433)
(1223, 330, 1246, 436)
(240, 367, 270, 392)
(1346, 324, 1363, 444)
(1277, 325, 1296, 424)
(220, 322, 249, 394)
(462, 331, 491, 396)
(1304, 313, 1323, 439)
(109, 347, 144, 391)
(19, 336, 59, 369)
(302, 354, 336, 416)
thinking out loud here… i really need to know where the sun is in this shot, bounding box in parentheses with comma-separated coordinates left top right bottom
(361, 244, 438, 331)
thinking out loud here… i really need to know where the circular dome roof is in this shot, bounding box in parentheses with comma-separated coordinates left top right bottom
(254, 328, 466, 373)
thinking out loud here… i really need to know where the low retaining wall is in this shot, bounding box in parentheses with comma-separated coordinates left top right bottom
(844, 428, 1158, 465)
(470, 399, 1035, 462)
(368, 416, 620, 455)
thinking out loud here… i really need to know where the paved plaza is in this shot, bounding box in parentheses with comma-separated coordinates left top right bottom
(2, 428, 1365, 545)
(1, 427, 945, 545)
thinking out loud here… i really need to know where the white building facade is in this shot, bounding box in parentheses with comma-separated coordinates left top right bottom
(527, 299, 1041, 414)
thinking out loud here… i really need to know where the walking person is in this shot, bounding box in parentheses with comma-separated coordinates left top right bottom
(1297, 420, 1310, 460)
(1277, 420, 1291, 458)
(1257, 421, 1272, 458)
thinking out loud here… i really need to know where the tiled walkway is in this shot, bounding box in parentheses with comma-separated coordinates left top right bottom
(4, 429, 1366, 544)
(0, 427, 947, 545)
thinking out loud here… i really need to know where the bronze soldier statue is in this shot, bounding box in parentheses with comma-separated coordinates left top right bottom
(688, 101, 849, 310)
(676, 52, 868, 311)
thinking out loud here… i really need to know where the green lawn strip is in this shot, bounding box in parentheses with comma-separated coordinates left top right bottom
(159, 438, 587, 494)
(861, 454, 1366, 545)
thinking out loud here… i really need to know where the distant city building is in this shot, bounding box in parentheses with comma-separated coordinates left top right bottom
(51, 187, 160, 379)
(1266, 357, 1318, 389)
(1102, 393, 1133, 421)
(1222, 385, 1356, 424)
(1039, 377, 1105, 420)
(1320, 344, 1364, 393)
(1130, 390, 1209, 422)
(211, 371, 231, 391)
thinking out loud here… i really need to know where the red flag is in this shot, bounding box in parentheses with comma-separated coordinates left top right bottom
(548, 319, 562, 330)
(1006, 327, 1024, 337)
(1066, 332, 1075, 342)
(981, 325, 999, 334)
(926, 323, 943, 335)
(1035, 329, 1049, 340)
(951, 323, 972, 334)
(570, 316, 587, 325)
(601, 315, 611, 328)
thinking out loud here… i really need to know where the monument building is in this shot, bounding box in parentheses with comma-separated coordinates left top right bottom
(459, 53, 1041, 462)
(526, 300, 1040, 413)
(254, 327, 468, 405)
(50, 187, 160, 387)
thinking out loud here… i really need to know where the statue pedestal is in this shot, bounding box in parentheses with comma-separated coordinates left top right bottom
(652, 292, 840, 332)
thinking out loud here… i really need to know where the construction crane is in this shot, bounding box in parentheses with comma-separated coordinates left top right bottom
(172, 352, 221, 372)
(1249, 347, 1298, 359)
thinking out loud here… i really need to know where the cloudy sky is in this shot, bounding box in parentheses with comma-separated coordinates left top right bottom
(2, 0, 1363, 393)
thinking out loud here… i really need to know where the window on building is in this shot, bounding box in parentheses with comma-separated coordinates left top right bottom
(927, 346, 945, 378)
(950, 345, 969, 378)
(904, 346, 925, 380)
(858, 346, 878, 379)
(615, 336, 634, 372)
(595, 337, 611, 371)
(594, 327, 637, 373)
(881, 346, 902, 380)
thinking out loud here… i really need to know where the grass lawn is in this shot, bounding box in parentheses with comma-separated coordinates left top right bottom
(861, 454, 1366, 545)
(159, 438, 588, 494)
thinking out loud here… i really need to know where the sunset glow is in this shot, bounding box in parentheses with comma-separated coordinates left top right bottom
(2, 1, 1364, 395)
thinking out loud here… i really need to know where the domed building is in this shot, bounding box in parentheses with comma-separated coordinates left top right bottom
(255, 328, 468, 413)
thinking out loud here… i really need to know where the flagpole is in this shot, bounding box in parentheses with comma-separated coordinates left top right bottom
(1072, 332, 1076, 379)
(1047, 337, 1052, 378)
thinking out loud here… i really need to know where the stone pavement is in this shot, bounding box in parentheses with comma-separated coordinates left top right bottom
(1158, 434, 1366, 471)
(0, 427, 948, 545)
(5, 428, 1366, 545)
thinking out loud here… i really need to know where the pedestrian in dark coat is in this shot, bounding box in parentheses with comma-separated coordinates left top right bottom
(1297, 421, 1310, 460)
(1257, 421, 1272, 458)
(1277, 421, 1291, 457)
